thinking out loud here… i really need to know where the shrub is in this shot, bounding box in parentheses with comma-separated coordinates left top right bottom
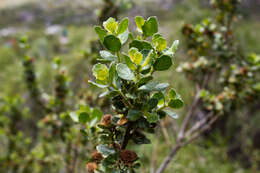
(81, 16, 183, 172)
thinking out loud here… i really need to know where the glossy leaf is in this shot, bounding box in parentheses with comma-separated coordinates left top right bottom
(100, 50, 117, 61)
(135, 16, 145, 32)
(109, 62, 116, 85)
(153, 36, 167, 52)
(129, 47, 143, 65)
(139, 81, 169, 91)
(116, 63, 135, 80)
(142, 16, 158, 37)
(123, 54, 137, 71)
(117, 17, 129, 35)
(94, 26, 107, 42)
(154, 55, 172, 71)
(163, 109, 178, 119)
(129, 40, 153, 51)
(92, 63, 109, 81)
(103, 17, 118, 33)
(96, 145, 115, 158)
(103, 35, 122, 52)
(168, 98, 184, 109)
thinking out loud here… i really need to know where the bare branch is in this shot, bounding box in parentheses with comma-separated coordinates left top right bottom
(178, 91, 200, 141)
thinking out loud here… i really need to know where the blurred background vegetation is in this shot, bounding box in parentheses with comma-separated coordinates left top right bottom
(0, 0, 259, 173)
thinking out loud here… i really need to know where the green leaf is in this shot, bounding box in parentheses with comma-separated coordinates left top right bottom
(109, 62, 116, 85)
(129, 40, 153, 51)
(137, 76, 153, 86)
(91, 108, 103, 121)
(152, 92, 165, 107)
(117, 17, 129, 35)
(123, 54, 137, 71)
(88, 80, 108, 88)
(96, 145, 115, 158)
(100, 50, 117, 61)
(171, 40, 179, 53)
(116, 63, 135, 80)
(168, 99, 184, 109)
(135, 16, 145, 32)
(94, 26, 107, 42)
(148, 98, 158, 110)
(103, 35, 122, 52)
(103, 17, 118, 33)
(79, 112, 90, 123)
(153, 36, 167, 52)
(154, 55, 172, 71)
(69, 112, 79, 122)
(118, 30, 129, 44)
(169, 89, 177, 99)
(139, 81, 169, 91)
(142, 16, 158, 37)
(141, 50, 153, 68)
(127, 109, 143, 121)
(146, 112, 158, 123)
(129, 47, 143, 65)
(92, 63, 109, 81)
(163, 109, 178, 119)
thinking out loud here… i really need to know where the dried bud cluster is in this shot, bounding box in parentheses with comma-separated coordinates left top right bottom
(85, 162, 97, 173)
(120, 150, 138, 166)
(100, 114, 112, 126)
(91, 150, 103, 162)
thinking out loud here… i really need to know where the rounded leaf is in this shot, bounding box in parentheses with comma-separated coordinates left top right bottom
(154, 55, 172, 71)
(92, 63, 109, 81)
(168, 99, 184, 109)
(129, 47, 143, 65)
(135, 16, 145, 32)
(142, 16, 158, 37)
(154, 36, 167, 52)
(103, 35, 122, 52)
(79, 112, 90, 123)
(116, 63, 135, 80)
(94, 26, 106, 42)
(117, 17, 129, 35)
(103, 17, 118, 33)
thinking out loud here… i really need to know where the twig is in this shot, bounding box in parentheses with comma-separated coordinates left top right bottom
(155, 144, 182, 173)
(185, 112, 213, 138)
(156, 112, 219, 173)
(160, 121, 171, 147)
(178, 91, 200, 141)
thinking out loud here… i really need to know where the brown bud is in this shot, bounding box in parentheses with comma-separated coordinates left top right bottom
(217, 94, 225, 101)
(100, 114, 112, 126)
(117, 117, 128, 126)
(85, 162, 98, 173)
(239, 67, 247, 75)
(91, 150, 103, 162)
(120, 150, 138, 166)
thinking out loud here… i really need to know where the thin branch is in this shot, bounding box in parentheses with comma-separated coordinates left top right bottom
(155, 144, 182, 173)
(160, 121, 171, 147)
(178, 91, 200, 141)
(184, 112, 213, 138)
(182, 115, 219, 146)
(156, 112, 219, 173)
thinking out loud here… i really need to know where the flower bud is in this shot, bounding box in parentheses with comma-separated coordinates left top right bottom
(100, 114, 112, 126)
(120, 150, 138, 166)
(85, 162, 98, 173)
(91, 150, 103, 162)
